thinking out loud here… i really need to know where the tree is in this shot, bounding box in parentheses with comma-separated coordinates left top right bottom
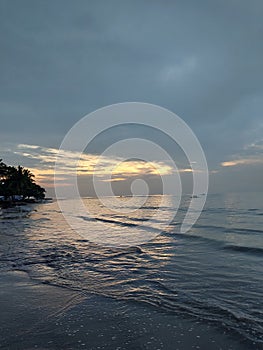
(0, 160, 45, 201)
(0, 159, 8, 177)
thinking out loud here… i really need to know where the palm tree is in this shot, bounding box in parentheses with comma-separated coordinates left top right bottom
(0, 159, 8, 177)
(0, 160, 45, 201)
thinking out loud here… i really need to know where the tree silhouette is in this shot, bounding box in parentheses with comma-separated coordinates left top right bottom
(0, 159, 8, 177)
(0, 160, 45, 200)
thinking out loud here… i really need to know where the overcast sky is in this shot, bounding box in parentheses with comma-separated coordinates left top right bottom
(1, 0, 263, 195)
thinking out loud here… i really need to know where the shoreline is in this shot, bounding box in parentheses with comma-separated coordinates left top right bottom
(0, 270, 259, 350)
(0, 198, 52, 209)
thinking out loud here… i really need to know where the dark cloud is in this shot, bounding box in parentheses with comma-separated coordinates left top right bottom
(0, 0, 263, 191)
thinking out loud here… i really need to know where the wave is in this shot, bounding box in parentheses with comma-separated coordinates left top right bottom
(77, 215, 163, 234)
(223, 245, 263, 255)
(29, 266, 263, 345)
(76, 215, 262, 250)
(194, 223, 263, 235)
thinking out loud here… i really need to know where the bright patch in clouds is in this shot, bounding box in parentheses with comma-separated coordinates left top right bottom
(221, 139, 263, 167)
(13, 144, 175, 188)
(221, 158, 263, 167)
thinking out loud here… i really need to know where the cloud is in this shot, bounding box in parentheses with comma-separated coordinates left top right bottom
(221, 158, 263, 167)
(221, 139, 263, 167)
(12, 143, 175, 189)
(1, 142, 208, 196)
(1, 1, 263, 192)
(160, 57, 196, 83)
(17, 144, 40, 150)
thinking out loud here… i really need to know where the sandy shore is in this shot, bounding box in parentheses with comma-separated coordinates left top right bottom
(0, 271, 258, 350)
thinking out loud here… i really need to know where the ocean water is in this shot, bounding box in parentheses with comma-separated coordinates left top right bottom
(0, 193, 262, 346)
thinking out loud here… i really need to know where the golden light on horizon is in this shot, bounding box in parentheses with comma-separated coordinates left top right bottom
(28, 155, 174, 189)
(15, 144, 204, 193)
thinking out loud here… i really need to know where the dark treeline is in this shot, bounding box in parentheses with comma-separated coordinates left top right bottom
(0, 159, 45, 201)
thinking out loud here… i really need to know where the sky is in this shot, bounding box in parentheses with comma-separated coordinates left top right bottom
(0, 0, 263, 196)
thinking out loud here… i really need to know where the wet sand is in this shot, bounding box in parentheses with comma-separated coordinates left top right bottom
(0, 271, 258, 350)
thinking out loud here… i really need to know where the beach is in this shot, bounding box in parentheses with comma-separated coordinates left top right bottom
(0, 270, 255, 350)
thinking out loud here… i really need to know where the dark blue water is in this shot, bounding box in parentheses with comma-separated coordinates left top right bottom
(0, 193, 262, 346)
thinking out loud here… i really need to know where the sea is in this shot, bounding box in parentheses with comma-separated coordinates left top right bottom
(0, 192, 262, 347)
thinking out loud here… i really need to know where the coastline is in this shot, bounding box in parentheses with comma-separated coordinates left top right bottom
(0, 270, 258, 350)
(0, 198, 52, 209)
